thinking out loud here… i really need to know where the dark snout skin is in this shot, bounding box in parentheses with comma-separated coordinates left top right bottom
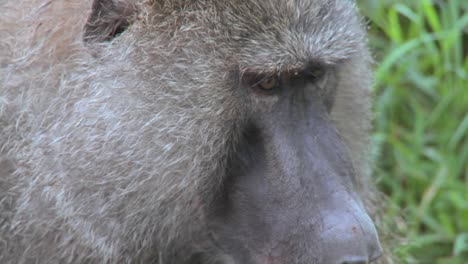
(212, 82, 382, 264)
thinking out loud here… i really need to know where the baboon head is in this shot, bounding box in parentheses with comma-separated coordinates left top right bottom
(83, 0, 382, 263)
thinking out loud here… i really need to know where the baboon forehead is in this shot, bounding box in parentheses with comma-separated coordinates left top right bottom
(145, 0, 367, 72)
(212, 0, 367, 71)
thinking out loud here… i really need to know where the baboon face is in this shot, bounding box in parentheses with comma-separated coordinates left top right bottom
(209, 68, 382, 263)
(86, 0, 382, 263)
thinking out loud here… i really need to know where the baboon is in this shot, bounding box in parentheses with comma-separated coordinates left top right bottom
(0, 0, 388, 263)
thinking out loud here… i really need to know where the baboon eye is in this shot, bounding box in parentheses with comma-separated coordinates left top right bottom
(305, 66, 326, 82)
(241, 72, 280, 94)
(257, 76, 279, 91)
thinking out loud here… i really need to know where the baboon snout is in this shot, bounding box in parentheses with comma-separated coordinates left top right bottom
(319, 209, 383, 264)
(252, 212, 382, 264)
(213, 95, 383, 264)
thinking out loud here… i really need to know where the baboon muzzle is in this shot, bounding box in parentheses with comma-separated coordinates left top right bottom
(219, 94, 383, 264)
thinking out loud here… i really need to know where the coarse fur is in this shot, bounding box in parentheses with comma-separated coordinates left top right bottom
(0, 0, 393, 263)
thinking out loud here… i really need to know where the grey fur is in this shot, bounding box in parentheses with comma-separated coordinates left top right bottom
(0, 0, 392, 263)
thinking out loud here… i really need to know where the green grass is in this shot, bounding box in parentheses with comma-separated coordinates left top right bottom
(357, 0, 468, 263)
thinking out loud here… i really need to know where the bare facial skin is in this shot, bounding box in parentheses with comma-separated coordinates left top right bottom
(0, 0, 386, 263)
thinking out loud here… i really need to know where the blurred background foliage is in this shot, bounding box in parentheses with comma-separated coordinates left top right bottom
(357, 0, 468, 263)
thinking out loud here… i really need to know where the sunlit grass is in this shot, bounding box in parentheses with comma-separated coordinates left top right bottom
(358, 0, 468, 263)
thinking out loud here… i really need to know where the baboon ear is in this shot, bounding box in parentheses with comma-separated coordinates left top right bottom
(84, 0, 136, 43)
